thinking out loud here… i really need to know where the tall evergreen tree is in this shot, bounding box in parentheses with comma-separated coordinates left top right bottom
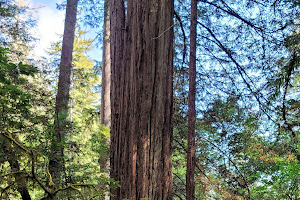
(0, 47, 34, 200)
(100, 0, 111, 128)
(100, 0, 111, 183)
(49, 0, 79, 187)
(186, 0, 197, 199)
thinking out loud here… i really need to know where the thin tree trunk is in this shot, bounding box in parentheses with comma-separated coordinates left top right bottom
(100, 0, 111, 171)
(100, 2, 111, 200)
(101, 0, 111, 128)
(110, 0, 174, 199)
(49, 0, 78, 187)
(186, 0, 197, 199)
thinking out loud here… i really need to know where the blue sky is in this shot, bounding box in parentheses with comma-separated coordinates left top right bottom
(29, 0, 101, 61)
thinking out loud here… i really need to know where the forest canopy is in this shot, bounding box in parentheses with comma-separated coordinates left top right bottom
(0, 0, 299, 199)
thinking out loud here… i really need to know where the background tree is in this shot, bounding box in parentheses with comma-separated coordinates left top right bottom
(0, 0, 36, 62)
(172, 0, 299, 199)
(100, 0, 111, 128)
(186, 0, 197, 199)
(48, 29, 112, 199)
(0, 2, 49, 199)
(99, 0, 111, 180)
(0, 0, 113, 199)
(0, 47, 36, 200)
(49, 0, 79, 187)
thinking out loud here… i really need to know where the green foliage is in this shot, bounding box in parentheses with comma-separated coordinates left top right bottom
(47, 29, 113, 199)
(0, 0, 36, 62)
(0, 1, 16, 17)
(172, 0, 299, 199)
(1, 0, 299, 198)
(0, 35, 114, 198)
(0, 46, 48, 199)
(90, 125, 109, 168)
(0, 1, 113, 199)
(0, 46, 37, 129)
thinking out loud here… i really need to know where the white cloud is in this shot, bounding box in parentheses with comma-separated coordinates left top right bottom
(31, 1, 64, 58)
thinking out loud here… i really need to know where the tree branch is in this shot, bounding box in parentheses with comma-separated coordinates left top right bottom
(282, 52, 297, 143)
(174, 11, 187, 68)
(198, 0, 261, 31)
(197, 20, 278, 125)
(197, 134, 251, 200)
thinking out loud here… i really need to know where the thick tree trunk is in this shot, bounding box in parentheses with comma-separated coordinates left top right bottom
(186, 0, 197, 199)
(8, 159, 31, 200)
(110, 0, 174, 199)
(49, 0, 78, 187)
(101, 0, 111, 128)
(109, 0, 125, 198)
(2, 139, 31, 200)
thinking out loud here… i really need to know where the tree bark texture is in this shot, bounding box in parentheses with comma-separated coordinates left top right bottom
(49, 0, 78, 187)
(101, 0, 111, 128)
(186, 0, 197, 199)
(110, 0, 174, 199)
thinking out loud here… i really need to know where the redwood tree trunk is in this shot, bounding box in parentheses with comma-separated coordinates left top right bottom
(110, 0, 174, 199)
(101, 0, 111, 128)
(186, 0, 197, 199)
(109, 0, 125, 197)
(100, 3, 111, 199)
(49, 0, 78, 187)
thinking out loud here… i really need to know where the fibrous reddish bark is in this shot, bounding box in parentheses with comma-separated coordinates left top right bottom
(109, 0, 124, 197)
(110, 0, 174, 199)
(186, 0, 197, 199)
(101, 0, 111, 128)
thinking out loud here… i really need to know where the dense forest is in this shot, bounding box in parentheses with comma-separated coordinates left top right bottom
(0, 0, 299, 199)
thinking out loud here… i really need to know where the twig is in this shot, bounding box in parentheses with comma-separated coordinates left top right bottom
(152, 23, 176, 40)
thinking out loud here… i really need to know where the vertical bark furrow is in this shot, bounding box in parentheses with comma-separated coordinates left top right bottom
(109, 0, 125, 198)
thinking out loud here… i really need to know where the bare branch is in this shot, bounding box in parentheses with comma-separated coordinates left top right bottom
(197, 134, 251, 200)
(174, 11, 187, 67)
